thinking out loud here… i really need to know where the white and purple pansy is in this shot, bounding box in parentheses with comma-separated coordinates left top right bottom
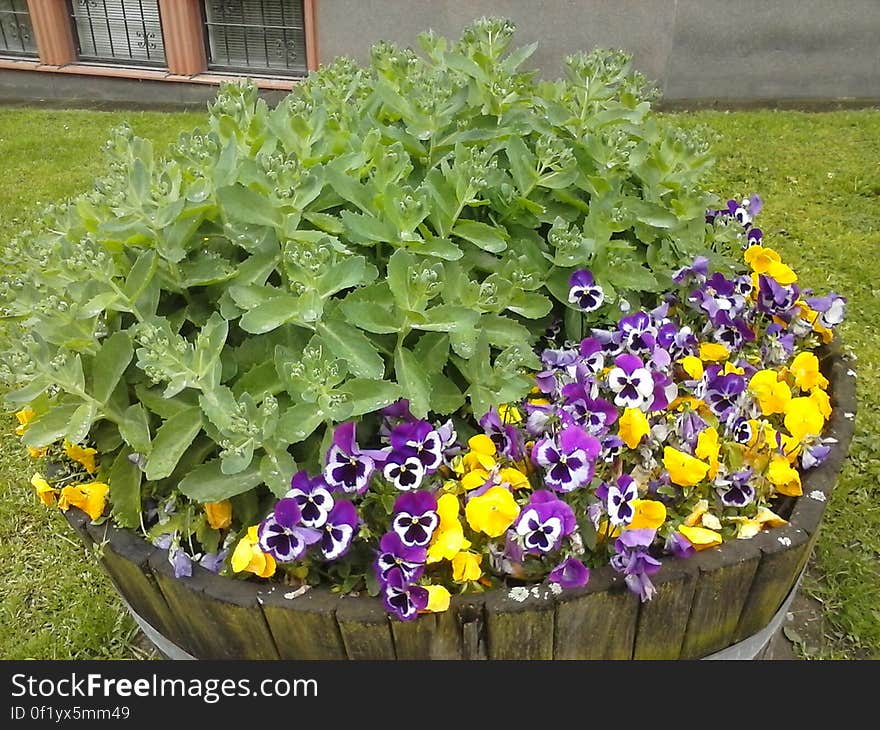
(717, 469, 756, 507)
(568, 269, 605, 313)
(605, 474, 639, 527)
(578, 337, 605, 374)
(548, 557, 590, 590)
(381, 568, 429, 622)
(806, 292, 846, 329)
(479, 408, 525, 461)
(532, 425, 600, 492)
(513, 490, 577, 554)
(257, 498, 321, 563)
(391, 491, 439, 548)
(323, 421, 379, 494)
(390, 420, 444, 473)
(607, 354, 655, 410)
(610, 528, 662, 602)
(374, 532, 426, 585)
(383, 454, 426, 491)
(287, 470, 334, 528)
(320, 500, 359, 561)
(704, 371, 746, 418)
(618, 311, 656, 354)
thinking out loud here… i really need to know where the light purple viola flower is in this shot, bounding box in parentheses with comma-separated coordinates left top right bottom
(153, 533, 173, 550)
(677, 409, 708, 447)
(672, 255, 710, 285)
(435, 418, 461, 462)
(323, 421, 380, 495)
(199, 549, 228, 574)
(532, 426, 600, 493)
(806, 292, 846, 329)
(549, 557, 591, 589)
(258, 498, 322, 563)
(561, 385, 618, 435)
(802, 441, 832, 470)
(601, 434, 625, 463)
(524, 401, 554, 437)
(480, 408, 525, 461)
(648, 372, 678, 412)
(578, 337, 606, 373)
(568, 269, 605, 312)
(374, 532, 426, 585)
(607, 474, 638, 527)
(704, 372, 746, 418)
(757, 274, 799, 317)
(390, 420, 443, 473)
(761, 323, 796, 366)
(665, 531, 695, 559)
(610, 528, 662, 602)
(607, 354, 655, 410)
(287, 470, 335, 528)
(170, 546, 192, 579)
(320, 500, 359, 561)
(713, 312, 755, 352)
(383, 454, 426, 491)
(717, 469, 756, 507)
(587, 501, 604, 530)
(618, 311, 656, 355)
(514, 490, 577, 554)
(391, 491, 439, 548)
(381, 568, 429, 622)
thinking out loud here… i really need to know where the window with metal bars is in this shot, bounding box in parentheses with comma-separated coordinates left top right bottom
(69, 0, 166, 67)
(203, 0, 307, 77)
(0, 0, 36, 58)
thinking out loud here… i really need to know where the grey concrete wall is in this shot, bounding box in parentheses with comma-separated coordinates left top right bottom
(315, 0, 880, 104)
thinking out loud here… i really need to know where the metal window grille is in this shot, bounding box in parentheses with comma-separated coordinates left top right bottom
(0, 0, 36, 58)
(70, 0, 166, 67)
(203, 1, 307, 77)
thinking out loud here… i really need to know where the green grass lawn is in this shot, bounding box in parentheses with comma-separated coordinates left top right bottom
(0, 106, 878, 659)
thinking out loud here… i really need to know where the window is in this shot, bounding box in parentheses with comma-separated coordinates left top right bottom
(0, 0, 36, 58)
(70, 0, 166, 67)
(203, 0, 307, 77)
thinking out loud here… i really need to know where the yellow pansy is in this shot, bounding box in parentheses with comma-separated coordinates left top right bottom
(679, 356, 704, 380)
(699, 342, 730, 362)
(749, 369, 792, 415)
(14, 407, 36, 436)
(767, 455, 802, 496)
(784, 397, 825, 442)
(427, 493, 471, 563)
(231, 526, 276, 578)
(204, 500, 233, 530)
(701, 512, 722, 530)
(695, 427, 721, 479)
(678, 525, 723, 550)
(424, 584, 451, 613)
(723, 362, 745, 375)
(732, 506, 787, 539)
(627, 499, 667, 530)
(744, 245, 782, 274)
(465, 486, 520, 537)
(451, 551, 483, 582)
(618, 408, 650, 449)
(789, 351, 828, 391)
(664, 446, 710, 487)
(58, 481, 110, 521)
(30, 473, 57, 506)
(498, 404, 523, 424)
(766, 260, 797, 285)
(499, 467, 530, 489)
(810, 387, 832, 419)
(460, 434, 497, 472)
(27, 446, 48, 459)
(461, 469, 491, 491)
(668, 396, 711, 417)
(683, 498, 710, 527)
(64, 441, 98, 474)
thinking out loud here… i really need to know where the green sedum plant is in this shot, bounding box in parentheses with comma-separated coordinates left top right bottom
(0, 18, 718, 525)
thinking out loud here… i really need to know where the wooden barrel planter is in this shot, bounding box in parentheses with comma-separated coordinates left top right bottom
(62, 346, 856, 660)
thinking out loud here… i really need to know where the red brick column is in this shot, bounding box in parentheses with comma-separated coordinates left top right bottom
(304, 0, 319, 72)
(157, 0, 207, 76)
(26, 0, 77, 66)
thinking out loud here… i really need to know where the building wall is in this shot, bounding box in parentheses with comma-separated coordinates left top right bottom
(315, 0, 880, 104)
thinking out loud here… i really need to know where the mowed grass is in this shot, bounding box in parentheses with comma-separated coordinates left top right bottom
(0, 106, 878, 659)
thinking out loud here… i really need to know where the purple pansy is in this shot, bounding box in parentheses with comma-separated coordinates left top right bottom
(806, 292, 846, 329)
(320, 500, 359, 560)
(548, 557, 591, 589)
(390, 420, 443, 472)
(532, 425, 600, 492)
(258, 498, 322, 563)
(287, 470, 335, 528)
(514, 490, 577, 554)
(374, 532, 426, 584)
(606, 474, 639, 527)
(672, 255, 709, 285)
(757, 274, 799, 317)
(618, 311, 656, 355)
(727, 416, 754, 445)
(383, 454, 426, 491)
(170, 545, 192, 579)
(704, 372, 746, 418)
(391, 491, 439, 548)
(717, 469, 756, 507)
(607, 354, 655, 410)
(665, 531, 696, 559)
(568, 269, 605, 312)
(381, 568, 429, 622)
(802, 441, 832, 470)
(578, 337, 606, 373)
(610, 528, 662, 602)
(324, 421, 379, 495)
(199, 549, 228, 574)
(480, 408, 525, 461)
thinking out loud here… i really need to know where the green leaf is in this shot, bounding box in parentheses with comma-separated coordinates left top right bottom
(238, 294, 303, 334)
(607, 262, 659, 291)
(317, 318, 384, 379)
(506, 291, 553, 319)
(338, 299, 402, 334)
(5, 376, 52, 406)
(394, 347, 432, 418)
(21, 404, 79, 448)
(341, 378, 403, 417)
(429, 372, 465, 414)
(507, 137, 539, 193)
(66, 401, 97, 444)
(144, 407, 204, 481)
(260, 449, 297, 498)
(92, 331, 133, 403)
(178, 458, 263, 502)
(415, 304, 480, 333)
(119, 404, 151, 454)
(387, 249, 417, 310)
(133, 385, 198, 419)
(413, 332, 449, 372)
(452, 220, 508, 253)
(109, 447, 142, 529)
(276, 403, 325, 444)
(480, 314, 536, 349)
(217, 184, 282, 228)
(233, 361, 283, 401)
(411, 236, 463, 261)
(340, 210, 396, 244)
(317, 255, 377, 298)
